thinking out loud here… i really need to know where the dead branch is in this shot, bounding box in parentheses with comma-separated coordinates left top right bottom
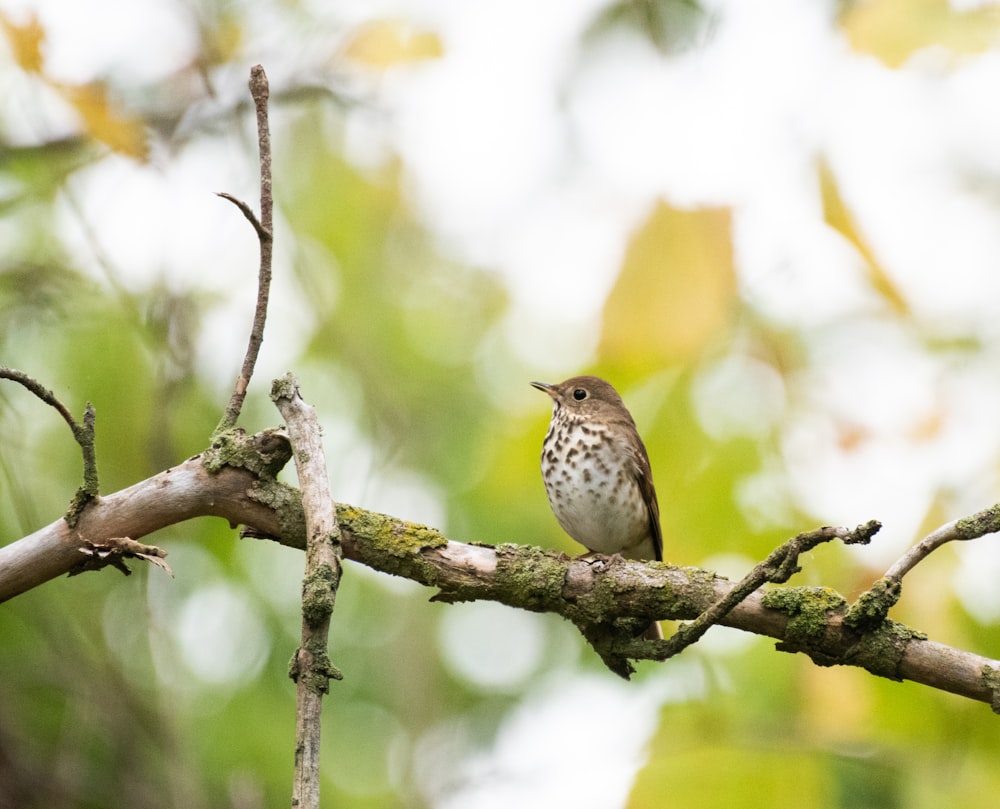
(272, 375, 344, 809)
(0, 366, 99, 515)
(215, 64, 274, 434)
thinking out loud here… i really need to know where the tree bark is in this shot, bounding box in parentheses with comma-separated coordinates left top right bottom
(1, 434, 998, 712)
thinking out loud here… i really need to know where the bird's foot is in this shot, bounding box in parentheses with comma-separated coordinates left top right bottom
(577, 551, 626, 570)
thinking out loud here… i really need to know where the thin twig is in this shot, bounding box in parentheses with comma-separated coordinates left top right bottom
(1, 367, 78, 428)
(844, 504, 1000, 632)
(215, 64, 274, 434)
(1, 367, 100, 517)
(884, 504, 1000, 583)
(655, 521, 882, 661)
(216, 192, 271, 241)
(271, 374, 343, 809)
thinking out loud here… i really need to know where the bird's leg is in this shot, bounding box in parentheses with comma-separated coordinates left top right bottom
(577, 551, 627, 568)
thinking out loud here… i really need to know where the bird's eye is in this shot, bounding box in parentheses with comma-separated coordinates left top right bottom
(573, 388, 587, 400)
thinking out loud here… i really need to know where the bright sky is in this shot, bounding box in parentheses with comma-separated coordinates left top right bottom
(6, 0, 1000, 806)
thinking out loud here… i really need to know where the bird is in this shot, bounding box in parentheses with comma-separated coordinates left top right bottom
(532, 375, 663, 640)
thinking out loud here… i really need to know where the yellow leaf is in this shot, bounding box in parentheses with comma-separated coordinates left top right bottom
(203, 13, 243, 65)
(1, 12, 45, 73)
(600, 202, 735, 373)
(58, 82, 149, 160)
(341, 20, 444, 69)
(819, 160, 908, 315)
(841, 0, 1000, 68)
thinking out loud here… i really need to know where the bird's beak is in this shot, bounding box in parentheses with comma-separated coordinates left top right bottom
(531, 381, 556, 399)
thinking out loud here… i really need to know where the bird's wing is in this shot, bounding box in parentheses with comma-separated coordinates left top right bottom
(631, 435, 663, 562)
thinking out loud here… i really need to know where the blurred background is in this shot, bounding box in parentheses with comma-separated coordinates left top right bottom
(3, 0, 1000, 806)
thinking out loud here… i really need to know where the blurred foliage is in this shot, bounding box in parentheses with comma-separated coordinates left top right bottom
(583, 0, 715, 54)
(0, 11, 44, 73)
(340, 20, 444, 69)
(1, 11, 149, 158)
(819, 160, 910, 317)
(840, 0, 1000, 68)
(600, 202, 735, 374)
(2, 2, 1000, 809)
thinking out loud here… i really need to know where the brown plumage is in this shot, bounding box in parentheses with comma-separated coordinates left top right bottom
(532, 375, 663, 640)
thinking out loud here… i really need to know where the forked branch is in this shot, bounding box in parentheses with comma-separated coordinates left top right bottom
(0, 366, 99, 520)
(215, 64, 274, 434)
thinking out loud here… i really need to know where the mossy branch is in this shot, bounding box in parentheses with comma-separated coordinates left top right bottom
(845, 504, 1000, 632)
(653, 521, 882, 666)
(271, 374, 344, 809)
(1, 432, 999, 711)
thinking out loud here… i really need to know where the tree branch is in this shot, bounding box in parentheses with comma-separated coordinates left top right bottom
(656, 521, 881, 664)
(271, 375, 343, 809)
(0, 429, 293, 601)
(0, 366, 99, 519)
(1, 432, 999, 711)
(215, 64, 274, 434)
(884, 504, 1000, 583)
(842, 504, 1000, 633)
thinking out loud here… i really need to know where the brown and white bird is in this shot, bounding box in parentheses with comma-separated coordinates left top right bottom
(532, 375, 663, 639)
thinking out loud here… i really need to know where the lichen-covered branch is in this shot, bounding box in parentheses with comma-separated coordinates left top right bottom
(0, 429, 294, 602)
(843, 504, 1000, 633)
(651, 522, 882, 671)
(1, 429, 999, 711)
(328, 508, 1000, 709)
(272, 374, 344, 809)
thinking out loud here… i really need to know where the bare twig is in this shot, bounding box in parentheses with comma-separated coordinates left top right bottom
(1, 367, 79, 430)
(271, 375, 343, 809)
(0, 366, 99, 518)
(885, 504, 1000, 583)
(845, 504, 1000, 632)
(216, 192, 270, 241)
(215, 64, 274, 434)
(655, 521, 882, 662)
